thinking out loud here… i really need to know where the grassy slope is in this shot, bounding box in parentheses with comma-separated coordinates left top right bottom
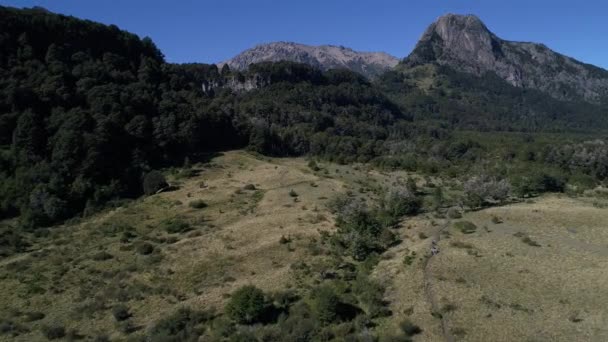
(1, 151, 607, 341)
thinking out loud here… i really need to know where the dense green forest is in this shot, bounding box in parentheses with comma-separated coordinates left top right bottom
(0, 6, 607, 228)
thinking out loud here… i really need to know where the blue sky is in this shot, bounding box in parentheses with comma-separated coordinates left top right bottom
(2, 0, 607, 69)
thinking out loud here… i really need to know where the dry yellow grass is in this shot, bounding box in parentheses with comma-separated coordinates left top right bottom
(430, 195, 608, 342)
(2, 151, 607, 341)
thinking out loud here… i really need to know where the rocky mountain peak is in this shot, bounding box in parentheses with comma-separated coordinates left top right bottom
(406, 13, 608, 103)
(220, 42, 399, 79)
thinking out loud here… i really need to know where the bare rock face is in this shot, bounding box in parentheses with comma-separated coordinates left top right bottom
(406, 14, 608, 103)
(220, 42, 399, 79)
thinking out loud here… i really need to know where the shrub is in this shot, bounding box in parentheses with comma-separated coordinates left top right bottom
(92, 251, 113, 261)
(112, 304, 131, 321)
(311, 286, 340, 324)
(463, 175, 510, 208)
(521, 236, 541, 247)
(243, 184, 256, 191)
(491, 215, 503, 224)
(289, 189, 299, 197)
(399, 319, 422, 336)
(454, 221, 477, 234)
(383, 186, 421, 219)
(42, 324, 65, 340)
(136, 242, 155, 255)
(162, 218, 191, 234)
(447, 208, 462, 219)
(188, 200, 207, 209)
(149, 308, 212, 341)
(308, 160, 321, 171)
(23, 312, 45, 322)
(225, 285, 267, 324)
(143, 171, 168, 195)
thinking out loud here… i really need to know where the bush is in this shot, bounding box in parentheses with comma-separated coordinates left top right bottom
(383, 186, 421, 220)
(453, 221, 477, 234)
(162, 218, 191, 234)
(225, 285, 267, 324)
(463, 175, 510, 208)
(136, 242, 155, 255)
(188, 200, 207, 209)
(42, 324, 65, 340)
(447, 208, 462, 219)
(308, 160, 320, 171)
(23, 312, 45, 322)
(149, 308, 212, 341)
(399, 319, 422, 336)
(289, 189, 299, 197)
(243, 184, 256, 191)
(311, 286, 340, 324)
(112, 304, 131, 321)
(143, 171, 168, 196)
(92, 251, 113, 261)
(513, 171, 566, 197)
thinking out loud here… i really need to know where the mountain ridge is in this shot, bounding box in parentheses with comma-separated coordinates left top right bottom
(219, 41, 399, 79)
(405, 13, 608, 103)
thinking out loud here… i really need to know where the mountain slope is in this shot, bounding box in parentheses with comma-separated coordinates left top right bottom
(405, 14, 608, 103)
(220, 41, 399, 79)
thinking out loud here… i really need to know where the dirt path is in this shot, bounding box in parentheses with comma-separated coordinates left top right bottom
(422, 220, 454, 342)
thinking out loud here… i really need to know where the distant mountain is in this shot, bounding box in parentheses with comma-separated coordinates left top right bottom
(220, 42, 399, 79)
(405, 14, 608, 103)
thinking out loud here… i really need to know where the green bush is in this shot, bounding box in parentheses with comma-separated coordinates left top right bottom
(136, 242, 155, 255)
(453, 221, 477, 234)
(311, 286, 340, 324)
(23, 311, 45, 322)
(91, 251, 113, 261)
(162, 218, 191, 234)
(399, 319, 422, 336)
(143, 171, 168, 196)
(447, 208, 462, 219)
(112, 304, 131, 321)
(149, 308, 212, 341)
(225, 285, 267, 324)
(188, 200, 207, 209)
(42, 324, 65, 340)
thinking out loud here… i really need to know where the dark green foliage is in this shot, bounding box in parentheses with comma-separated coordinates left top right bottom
(91, 251, 113, 261)
(0, 7, 237, 225)
(143, 171, 168, 196)
(42, 324, 65, 340)
(512, 170, 566, 197)
(162, 218, 191, 234)
(225, 285, 267, 324)
(1, 5, 607, 229)
(23, 311, 45, 322)
(136, 242, 155, 255)
(0, 318, 28, 337)
(188, 200, 207, 209)
(149, 308, 212, 342)
(112, 304, 131, 321)
(382, 186, 422, 223)
(310, 286, 340, 324)
(399, 319, 422, 336)
(454, 221, 477, 234)
(328, 195, 399, 260)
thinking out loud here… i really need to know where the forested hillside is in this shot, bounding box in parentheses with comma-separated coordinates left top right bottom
(1, 6, 607, 229)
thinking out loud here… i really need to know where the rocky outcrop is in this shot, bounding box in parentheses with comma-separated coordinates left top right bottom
(220, 42, 399, 79)
(201, 74, 271, 95)
(406, 14, 608, 103)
